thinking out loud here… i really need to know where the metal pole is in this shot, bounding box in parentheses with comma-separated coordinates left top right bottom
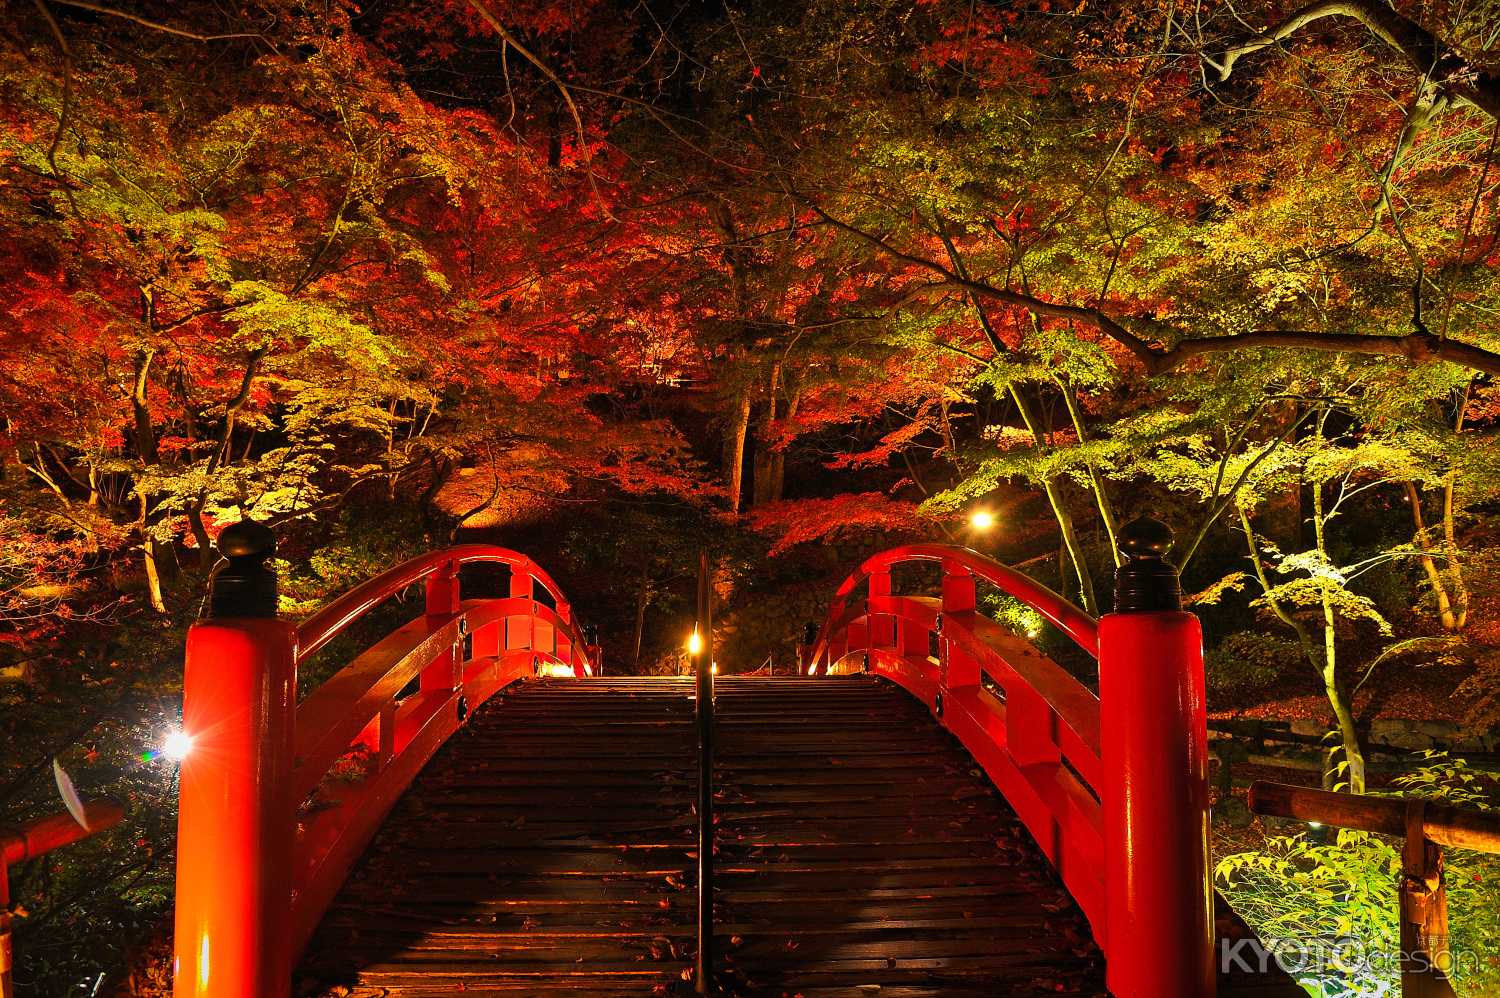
(694, 549, 715, 995)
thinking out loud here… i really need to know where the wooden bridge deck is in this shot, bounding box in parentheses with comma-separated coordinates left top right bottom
(301, 674, 1106, 995)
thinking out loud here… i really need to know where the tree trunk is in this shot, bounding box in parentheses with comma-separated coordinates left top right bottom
(751, 361, 783, 508)
(1010, 385, 1097, 614)
(1057, 378, 1122, 567)
(633, 581, 649, 670)
(1404, 480, 1459, 632)
(187, 508, 215, 567)
(1321, 656, 1366, 793)
(1312, 479, 1365, 793)
(139, 494, 167, 614)
(769, 385, 800, 503)
(419, 454, 455, 526)
(131, 349, 160, 466)
(1441, 473, 1469, 629)
(725, 393, 751, 515)
(130, 347, 169, 611)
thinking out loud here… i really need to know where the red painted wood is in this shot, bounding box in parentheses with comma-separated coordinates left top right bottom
(809, 543, 1215, 997)
(1100, 610, 1213, 998)
(174, 617, 298, 998)
(805, 543, 1098, 672)
(173, 546, 591, 998)
(296, 546, 579, 664)
(421, 561, 461, 694)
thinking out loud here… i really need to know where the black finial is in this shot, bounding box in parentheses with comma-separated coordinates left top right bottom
(206, 519, 278, 618)
(1113, 515, 1182, 613)
(583, 623, 599, 646)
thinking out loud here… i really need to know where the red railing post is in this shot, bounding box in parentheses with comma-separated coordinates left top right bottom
(940, 560, 979, 689)
(899, 613, 927, 660)
(1098, 517, 1213, 998)
(421, 557, 461, 693)
(174, 522, 297, 998)
(472, 598, 501, 661)
(507, 567, 532, 651)
(555, 601, 572, 665)
(867, 569, 895, 650)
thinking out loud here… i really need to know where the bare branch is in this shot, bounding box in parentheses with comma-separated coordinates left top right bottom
(1216, 0, 1500, 121)
(46, 0, 265, 43)
(463, 0, 616, 221)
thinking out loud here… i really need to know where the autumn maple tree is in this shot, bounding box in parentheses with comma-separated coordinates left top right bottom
(1, 0, 1499, 989)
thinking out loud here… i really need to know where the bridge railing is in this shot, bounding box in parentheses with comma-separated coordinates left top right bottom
(3, 800, 125, 998)
(803, 520, 1213, 998)
(172, 523, 596, 998)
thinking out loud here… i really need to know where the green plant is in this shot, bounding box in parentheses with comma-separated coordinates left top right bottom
(1216, 755, 1500, 996)
(1206, 632, 1303, 699)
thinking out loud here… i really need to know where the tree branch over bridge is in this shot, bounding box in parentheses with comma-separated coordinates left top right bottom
(806, 204, 1500, 379)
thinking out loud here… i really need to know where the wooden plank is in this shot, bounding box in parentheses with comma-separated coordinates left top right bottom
(301, 675, 1115, 996)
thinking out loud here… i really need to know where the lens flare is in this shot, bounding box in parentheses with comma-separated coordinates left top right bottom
(163, 728, 195, 762)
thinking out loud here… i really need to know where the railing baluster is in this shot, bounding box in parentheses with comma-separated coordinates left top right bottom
(1004, 685, 1059, 769)
(472, 600, 501, 660)
(422, 558, 461, 694)
(507, 566, 531, 651)
(940, 558, 975, 613)
(900, 614, 927, 661)
(376, 701, 396, 771)
(556, 600, 573, 667)
(868, 570, 894, 648)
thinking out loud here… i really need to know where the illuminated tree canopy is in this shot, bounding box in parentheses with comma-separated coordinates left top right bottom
(1, 0, 1498, 991)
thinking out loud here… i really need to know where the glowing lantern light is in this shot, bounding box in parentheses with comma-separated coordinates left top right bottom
(969, 509, 996, 531)
(687, 628, 704, 656)
(163, 728, 195, 762)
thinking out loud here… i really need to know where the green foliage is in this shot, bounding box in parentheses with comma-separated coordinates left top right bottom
(978, 590, 1047, 642)
(1217, 756, 1500, 997)
(1205, 632, 1302, 699)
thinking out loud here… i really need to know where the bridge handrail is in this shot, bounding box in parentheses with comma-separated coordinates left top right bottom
(803, 534, 1214, 998)
(2, 800, 126, 997)
(296, 544, 581, 662)
(818, 593, 1107, 914)
(807, 543, 1098, 671)
(173, 533, 596, 998)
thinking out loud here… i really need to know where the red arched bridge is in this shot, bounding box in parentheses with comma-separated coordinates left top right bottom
(55, 517, 1466, 997)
